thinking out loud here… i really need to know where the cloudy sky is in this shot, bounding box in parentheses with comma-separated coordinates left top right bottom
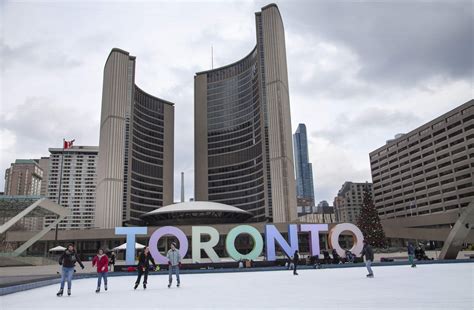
(1, 0, 472, 203)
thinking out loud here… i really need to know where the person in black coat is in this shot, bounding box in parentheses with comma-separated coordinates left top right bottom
(56, 243, 84, 297)
(292, 250, 299, 275)
(134, 246, 156, 290)
(109, 252, 116, 271)
(361, 240, 374, 278)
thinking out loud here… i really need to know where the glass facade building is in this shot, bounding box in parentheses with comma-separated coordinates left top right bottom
(195, 4, 297, 223)
(293, 124, 315, 206)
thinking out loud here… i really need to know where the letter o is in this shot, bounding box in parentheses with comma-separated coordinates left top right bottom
(328, 223, 364, 257)
(225, 225, 263, 261)
(149, 226, 189, 264)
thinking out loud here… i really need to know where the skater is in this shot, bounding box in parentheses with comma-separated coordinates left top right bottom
(57, 243, 84, 297)
(407, 243, 416, 267)
(293, 250, 299, 275)
(332, 249, 341, 264)
(167, 242, 181, 288)
(134, 246, 156, 290)
(361, 240, 374, 278)
(109, 252, 116, 272)
(92, 248, 109, 293)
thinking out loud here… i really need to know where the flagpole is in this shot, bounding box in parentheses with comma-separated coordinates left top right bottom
(54, 139, 65, 244)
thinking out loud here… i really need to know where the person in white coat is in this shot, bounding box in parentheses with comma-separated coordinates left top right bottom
(167, 242, 181, 288)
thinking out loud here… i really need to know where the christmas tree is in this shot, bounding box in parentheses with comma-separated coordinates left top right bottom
(356, 183, 387, 248)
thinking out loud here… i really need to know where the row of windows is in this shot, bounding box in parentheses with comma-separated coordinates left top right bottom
(208, 159, 263, 181)
(134, 87, 165, 113)
(371, 111, 473, 163)
(209, 184, 265, 201)
(374, 163, 472, 192)
(206, 48, 257, 84)
(208, 169, 264, 187)
(131, 172, 163, 185)
(372, 134, 468, 173)
(131, 159, 163, 179)
(373, 146, 469, 180)
(208, 98, 260, 124)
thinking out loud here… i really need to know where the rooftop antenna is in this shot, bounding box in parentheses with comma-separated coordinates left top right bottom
(211, 44, 214, 69)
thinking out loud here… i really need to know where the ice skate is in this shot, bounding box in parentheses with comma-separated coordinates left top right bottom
(143, 283, 147, 289)
(168, 282, 171, 288)
(134, 283, 138, 290)
(56, 289, 63, 297)
(95, 287, 100, 293)
(67, 288, 71, 296)
(105, 284, 108, 291)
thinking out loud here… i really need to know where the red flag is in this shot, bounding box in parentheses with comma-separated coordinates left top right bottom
(63, 139, 75, 149)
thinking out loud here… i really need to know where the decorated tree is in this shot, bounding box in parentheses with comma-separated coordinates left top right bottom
(356, 183, 387, 248)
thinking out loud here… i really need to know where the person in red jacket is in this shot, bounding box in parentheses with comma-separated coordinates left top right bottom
(92, 248, 109, 293)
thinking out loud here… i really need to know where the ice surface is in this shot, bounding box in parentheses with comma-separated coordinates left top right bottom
(1, 263, 472, 309)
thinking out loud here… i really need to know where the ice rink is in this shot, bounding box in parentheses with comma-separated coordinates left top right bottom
(1, 263, 472, 309)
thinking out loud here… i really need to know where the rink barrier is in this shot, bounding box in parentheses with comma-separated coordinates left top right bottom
(1, 258, 473, 296)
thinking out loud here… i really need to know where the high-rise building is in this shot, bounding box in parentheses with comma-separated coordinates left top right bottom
(293, 123, 315, 206)
(333, 182, 373, 224)
(95, 48, 175, 228)
(44, 146, 98, 230)
(194, 4, 297, 223)
(370, 101, 473, 233)
(3, 159, 44, 231)
(37, 157, 49, 196)
(4, 159, 43, 196)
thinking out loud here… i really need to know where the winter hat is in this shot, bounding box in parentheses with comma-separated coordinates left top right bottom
(171, 242, 177, 247)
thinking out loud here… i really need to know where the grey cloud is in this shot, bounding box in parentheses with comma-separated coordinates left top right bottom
(282, 0, 473, 86)
(1, 96, 98, 150)
(314, 107, 421, 142)
(1, 41, 82, 70)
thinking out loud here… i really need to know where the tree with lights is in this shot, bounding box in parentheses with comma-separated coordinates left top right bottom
(357, 183, 387, 248)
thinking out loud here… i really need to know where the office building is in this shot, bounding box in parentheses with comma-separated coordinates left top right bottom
(369, 100, 473, 244)
(37, 157, 49, 196)
(95, 48, 175, 228)
(4, 160, 43, 196)
(194, 4, 297, 223)
(44, 146, 98, 230)
(294, 124, 315, 206)
(333, 182, 373, 224)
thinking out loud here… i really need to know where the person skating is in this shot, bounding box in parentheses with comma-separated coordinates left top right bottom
(407, 243, 416, 268)
(293, 250, 299, 275)
(92, 248, 109, 293)
(56, 243, 84, 296)
(134, 246, 156, 290)
(167, 242, 181, 288)
(361, 240, 374, 278)
(109, 252, 116, 272)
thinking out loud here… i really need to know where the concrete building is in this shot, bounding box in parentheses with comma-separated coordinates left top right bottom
(4, 160, 43, 196)
(294, 124, 315, 206)
(95, 48, 174, 228)
(37, 157, 49, 197)
(297, 197, 314, 216)
(44, 146, 98, 230)
(194, 4, 297, 223)
(333, 182, 373, 224)
(369, 100, 474, 246)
